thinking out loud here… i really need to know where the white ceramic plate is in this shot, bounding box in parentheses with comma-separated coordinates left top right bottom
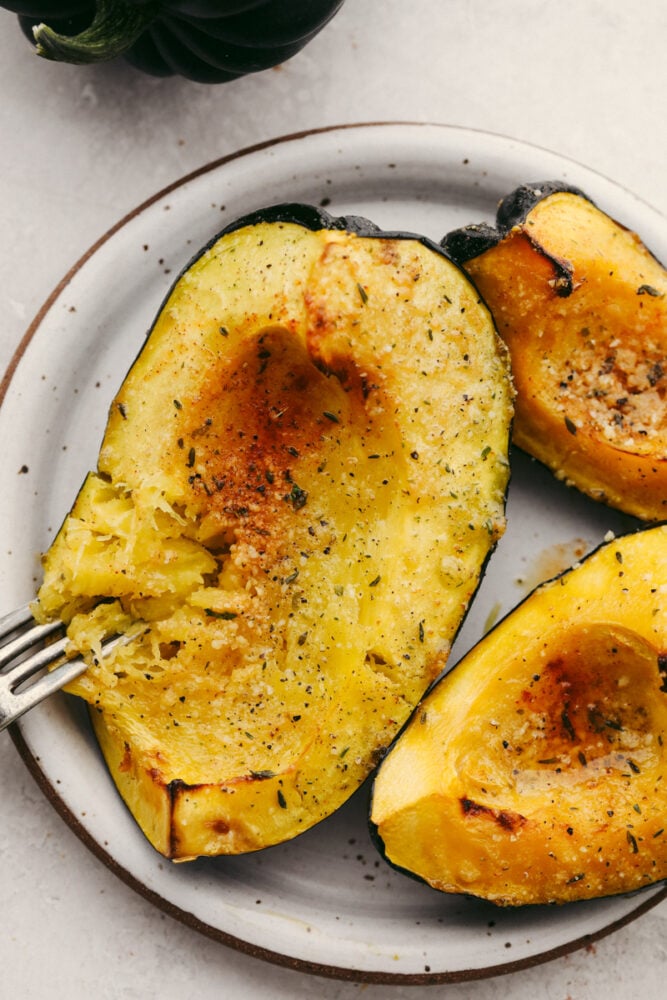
(2, 123, 665, 984)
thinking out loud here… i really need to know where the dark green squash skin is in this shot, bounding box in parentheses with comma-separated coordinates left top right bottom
(441, 181, 591, 267)
(444, 179, 666, 287)
(438, 221, 500, 267)
(6, 0, 344, 82)
(494, 180, 590, 233)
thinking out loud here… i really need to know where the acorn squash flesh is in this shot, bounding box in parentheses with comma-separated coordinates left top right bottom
(35, 206, 513, 859)
(443, 183, 667, 521)
(370, 525, 667, 905)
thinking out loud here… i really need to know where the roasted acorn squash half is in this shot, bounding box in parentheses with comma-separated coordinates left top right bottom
(443, 182, 667, 521)
(370, 524, 667, 905)
(34, 203, 513, 859)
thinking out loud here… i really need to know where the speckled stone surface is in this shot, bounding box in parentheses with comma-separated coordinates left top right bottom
(1, 2, 666, 996)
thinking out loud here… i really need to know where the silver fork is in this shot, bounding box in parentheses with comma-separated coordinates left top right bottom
(0, 604, 140, 732)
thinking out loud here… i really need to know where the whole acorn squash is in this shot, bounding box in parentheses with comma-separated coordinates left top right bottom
(6, 0, 344, 82)
(443, 182, 667, 522)
(34, 204, 513, 859)
(370, 524, 667, 906)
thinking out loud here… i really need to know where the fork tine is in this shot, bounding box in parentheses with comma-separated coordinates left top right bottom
(2, 632, 70, 686)
(0, 619, 148, 732)
(0, 615, 64, 671)
(1, 649, 90, 729)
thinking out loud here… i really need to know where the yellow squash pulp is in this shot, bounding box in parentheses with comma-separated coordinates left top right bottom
(371, 526, 667, 904)
(36, 214, 513, 859)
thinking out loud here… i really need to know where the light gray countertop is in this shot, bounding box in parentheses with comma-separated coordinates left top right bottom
(1, 2, 666, 997)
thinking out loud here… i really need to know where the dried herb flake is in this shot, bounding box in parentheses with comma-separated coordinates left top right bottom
(286, 483, 308, 510)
